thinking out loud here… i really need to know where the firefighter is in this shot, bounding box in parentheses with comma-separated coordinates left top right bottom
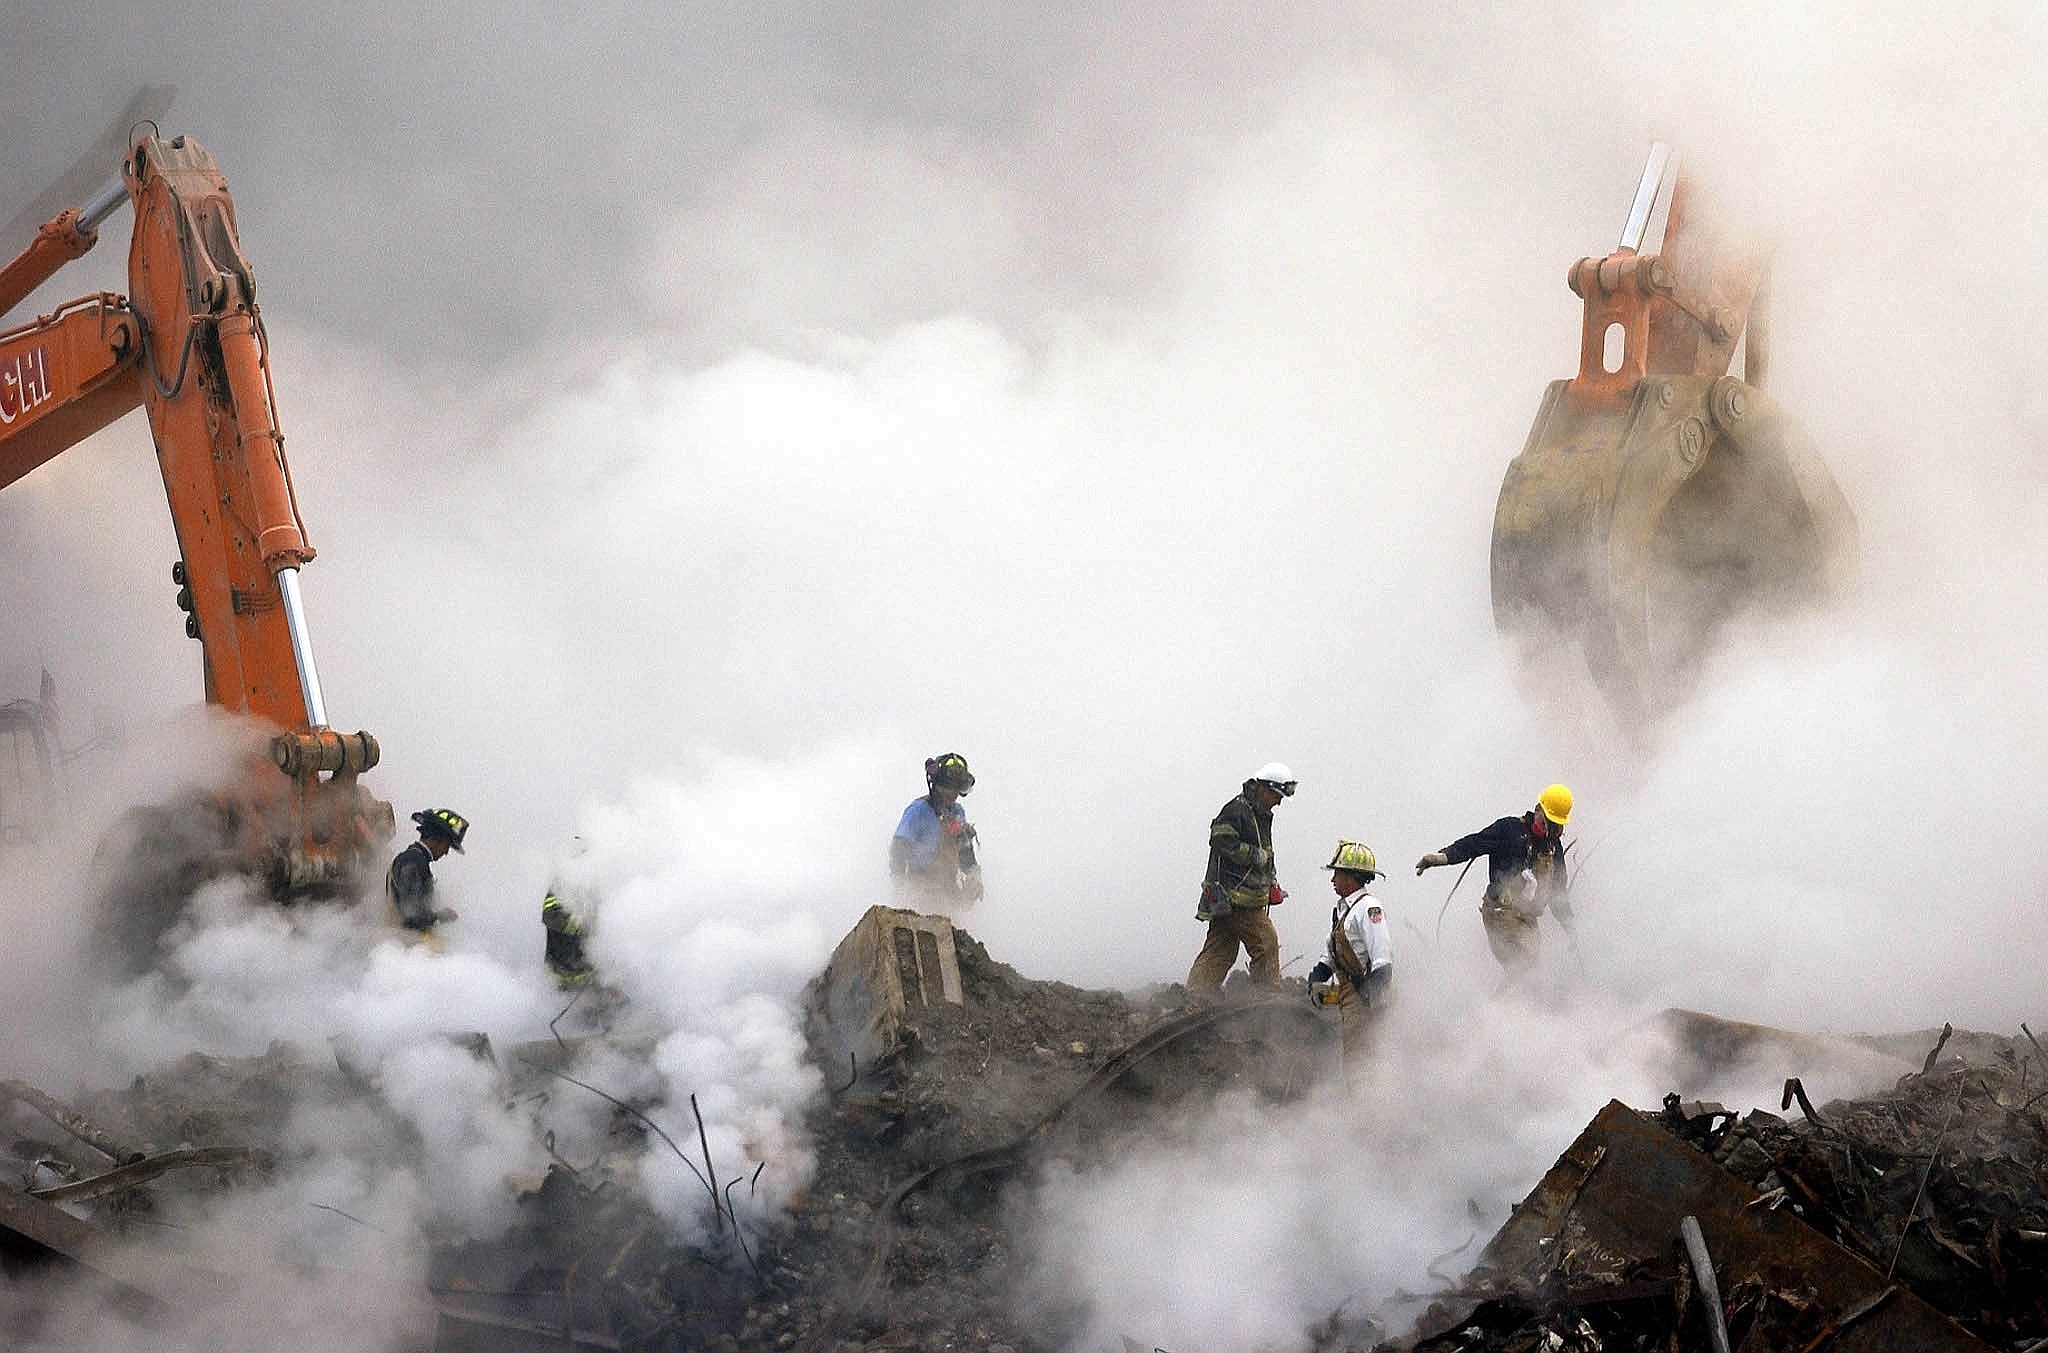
(1307, 840, 1393, 1077)
(542, 888, 594, 989)
(890, 753, 983, 911)
(1186, 763, 1295, 1001)
(1416, 783, 1574, 975)
(388, 808, 466, 941)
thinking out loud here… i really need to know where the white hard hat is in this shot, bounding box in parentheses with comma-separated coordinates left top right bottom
(1251, 762, 1297, 795)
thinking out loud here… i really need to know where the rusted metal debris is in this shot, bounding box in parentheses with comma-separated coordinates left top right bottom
(1404, 1100, 1994, 1352)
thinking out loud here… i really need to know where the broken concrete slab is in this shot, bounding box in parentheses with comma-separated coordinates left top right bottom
(809, 905, 964, 1075)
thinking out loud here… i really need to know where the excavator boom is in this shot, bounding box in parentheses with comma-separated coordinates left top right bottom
(1, 130, 390, 903)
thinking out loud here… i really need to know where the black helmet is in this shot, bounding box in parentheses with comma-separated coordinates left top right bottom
(412, 808, 469, 852)
(925, 753, 975, 794)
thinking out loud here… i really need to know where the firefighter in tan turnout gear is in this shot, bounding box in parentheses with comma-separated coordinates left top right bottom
(1417, 783, 1575, 975)
(1186, 763, 1294, 1001)
(1307, 841, 1393, 1078)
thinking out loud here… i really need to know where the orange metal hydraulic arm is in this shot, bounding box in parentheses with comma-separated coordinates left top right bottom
(0, 297, 143, 491)
(121, 134, 325, 727)
(0, 132, 389, 892)
(0, 176, 129, 320)
(1561, 146, 1773, 415)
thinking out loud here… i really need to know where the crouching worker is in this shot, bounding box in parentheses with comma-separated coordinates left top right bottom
(388, 808, 467, 946)
(1307, 840, 1393, 1078)
(541, 889, 594, 989)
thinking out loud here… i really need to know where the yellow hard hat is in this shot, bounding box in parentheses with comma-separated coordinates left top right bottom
(1537, 783, 1573, 826)
(1322, 840, 1380, 879)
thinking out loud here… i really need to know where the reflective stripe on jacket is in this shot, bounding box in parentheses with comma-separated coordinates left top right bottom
(1207, 783, 1276, 909)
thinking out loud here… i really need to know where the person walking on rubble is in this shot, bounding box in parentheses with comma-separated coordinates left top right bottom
(1416, 783, 1575, 976)
(890, 753, 984, 912)
(387, 808, 467, 945)
(1186, 763, 1295, 1001)
(1307, 841, 1393, 1077)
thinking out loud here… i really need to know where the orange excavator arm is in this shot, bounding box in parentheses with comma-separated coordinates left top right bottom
(0, 131, 390, 896)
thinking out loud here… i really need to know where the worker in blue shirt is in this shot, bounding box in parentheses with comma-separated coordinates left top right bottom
(890, 753, 983, 911)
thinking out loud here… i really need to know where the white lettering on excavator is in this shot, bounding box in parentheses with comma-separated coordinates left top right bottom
(0, 346, 54, 426)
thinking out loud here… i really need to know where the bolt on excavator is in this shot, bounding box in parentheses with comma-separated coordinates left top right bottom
(1490, 144, 1858, 736)
(1, 108, 392, 963)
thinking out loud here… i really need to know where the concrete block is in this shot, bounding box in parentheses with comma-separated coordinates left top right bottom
(810, 906, 963, 1074)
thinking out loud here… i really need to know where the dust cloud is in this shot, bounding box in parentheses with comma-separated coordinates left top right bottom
(2, 0, 2046, 1348)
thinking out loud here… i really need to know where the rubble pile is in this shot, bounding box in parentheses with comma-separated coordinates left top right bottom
(1702, 1036, 2048, 1345)
(1395, 1028, 2048, 1353)
(424, 913, 1325, 1352)
(4, 910, 2044, 1353)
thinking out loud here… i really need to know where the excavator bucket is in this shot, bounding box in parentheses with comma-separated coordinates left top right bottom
(1491, 147, 1857, 732)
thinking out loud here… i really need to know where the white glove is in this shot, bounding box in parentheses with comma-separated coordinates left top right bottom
(1416, 852, 1449, 874)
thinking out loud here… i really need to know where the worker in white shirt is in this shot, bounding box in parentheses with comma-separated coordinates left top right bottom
(1307, 840, 1394, 1079)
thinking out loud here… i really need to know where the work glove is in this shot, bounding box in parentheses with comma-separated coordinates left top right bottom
(1308, 982, 1341, 1008)
(1416, 851, 1449, 875)
(1254, 846, 1273, 869)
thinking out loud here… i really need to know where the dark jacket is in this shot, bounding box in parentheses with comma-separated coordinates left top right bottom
(1441, 812, 1573, 921)
(1207, 781, 1277, 909)
(386, 841, 438, 930)
(543, 891, 593, 983)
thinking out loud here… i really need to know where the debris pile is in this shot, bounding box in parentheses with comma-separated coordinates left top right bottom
(1396, 1025, 2048, 1353)
(4, 909, 2044, 1353)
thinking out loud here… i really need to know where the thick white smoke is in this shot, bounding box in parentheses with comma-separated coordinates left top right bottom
(2, 1, 2046, 1349)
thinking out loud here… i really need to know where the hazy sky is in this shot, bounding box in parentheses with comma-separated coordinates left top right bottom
(3, 4, 2046, 1345)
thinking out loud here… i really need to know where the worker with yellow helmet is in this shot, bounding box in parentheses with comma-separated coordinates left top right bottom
(1306, 840, 1394, 1080)
(1415, 784, 1575, 975)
